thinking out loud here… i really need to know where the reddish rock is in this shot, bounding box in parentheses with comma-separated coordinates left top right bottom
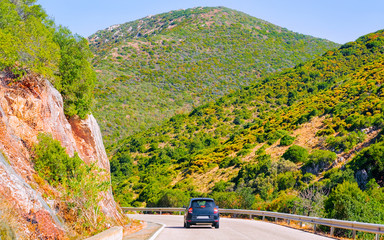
(0, 74, 124, 238)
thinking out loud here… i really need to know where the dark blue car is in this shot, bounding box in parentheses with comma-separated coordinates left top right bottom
(184, 198, 220, 228)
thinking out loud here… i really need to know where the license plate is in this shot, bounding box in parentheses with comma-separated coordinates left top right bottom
(197, 216, 209, 219)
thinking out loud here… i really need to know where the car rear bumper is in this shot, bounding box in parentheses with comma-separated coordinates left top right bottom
(186, 216, 219, 225)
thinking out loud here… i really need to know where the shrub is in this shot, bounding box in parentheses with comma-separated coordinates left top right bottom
(326, 131, 365, 153)
(265, 191, 300, 213)
(277, 172, 296, 190)
(32, 133, 110, 235)
(210, 191, 242, 209)
(266, 130, 287, 145)
(349, 142, 384, 185)
(296, 186, 328, 217)
(325, 181, 366, 221)
(33, 133, 82, 186)
(282, 145, 308, 163)
(212, 180, 234, 192)
(316, 127, 335, 136)
(302, 150, 336, 175)
(280, 134, 295, 146)
(325, 180, 384, 227)
(157, 189, 190, 207)
(0, 0, 60, 78)
(301, 172, 316, 183)
(54, 27, 96, 119)
(219, 156, 240, 168)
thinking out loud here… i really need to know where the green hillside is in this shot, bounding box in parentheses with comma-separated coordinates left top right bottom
(110, 30, 384, 237)
(89, 6, 339, 145)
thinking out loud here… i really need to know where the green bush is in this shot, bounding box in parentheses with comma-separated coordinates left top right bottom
(54, 27, 96, 119)
(280, 134, 295, 146)
(219, 156, 240, 168)
(157, 189, 190, 207)
(32, 133, 109, 234)
(0, 0, 60, 78)
(349, 141, 384, 185)
(326, 131, 365, 153)
(210, 189, 255, 209)
(277, 171, 296, 190)
(282, 145, 308, 163)
(325, 180, 384, 227)
(33, 133, 82, 186)
(302, 150, 336, 175)
(210, 191, 238, 209)
(316, 127, 335, 136)
(301, 172, 316, 183)
(266, 130, 288, 145)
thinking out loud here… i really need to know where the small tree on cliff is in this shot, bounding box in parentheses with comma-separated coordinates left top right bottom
(54, 26, 96, 119)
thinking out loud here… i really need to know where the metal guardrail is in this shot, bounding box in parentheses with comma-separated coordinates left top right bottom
(122, 207, 383, 239)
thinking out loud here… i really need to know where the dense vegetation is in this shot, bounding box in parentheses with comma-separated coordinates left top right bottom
(110, 29, 384, 238)
(33, 133, 111, 237)
(0, 0, 95, 118)
(89, 6, 339, 145)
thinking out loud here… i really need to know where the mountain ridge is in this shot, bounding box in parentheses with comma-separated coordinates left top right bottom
(89, 6, 339, 146)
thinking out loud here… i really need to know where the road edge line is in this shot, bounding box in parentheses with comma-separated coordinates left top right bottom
(147, 222, 165, 240)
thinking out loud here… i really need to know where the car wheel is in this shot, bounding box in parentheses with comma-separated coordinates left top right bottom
(186, 222, 190, 228)
(184, 222, 186, 228)
(214, 222, 219, 229)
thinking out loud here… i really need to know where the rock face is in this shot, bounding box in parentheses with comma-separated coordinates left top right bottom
(0, 74, 123, 238)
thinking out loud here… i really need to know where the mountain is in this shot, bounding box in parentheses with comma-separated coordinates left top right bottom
(89, 6, 339, 146)
(110, 30, 384, 232)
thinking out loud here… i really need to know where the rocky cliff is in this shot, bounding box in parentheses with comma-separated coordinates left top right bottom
(0, 73, 123, 238)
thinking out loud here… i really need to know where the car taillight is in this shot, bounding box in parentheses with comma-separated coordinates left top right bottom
(188, 207, 193, 214)
(214, 208, 218, 214)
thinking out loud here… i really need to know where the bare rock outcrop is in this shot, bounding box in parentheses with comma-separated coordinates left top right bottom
(0, 74, 123, 238)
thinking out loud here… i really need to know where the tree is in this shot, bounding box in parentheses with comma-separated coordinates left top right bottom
(54, 26, 96, 118)
(282, 145, 308, 163)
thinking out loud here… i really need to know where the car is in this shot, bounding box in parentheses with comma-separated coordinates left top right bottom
(183, 197, 220, 228)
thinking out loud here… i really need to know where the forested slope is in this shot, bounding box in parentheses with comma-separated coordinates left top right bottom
(89, 6, 339, 145)
(110, 29, 384, 238)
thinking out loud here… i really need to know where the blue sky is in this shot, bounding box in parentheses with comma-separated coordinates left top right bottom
(37, 0, 384, 44)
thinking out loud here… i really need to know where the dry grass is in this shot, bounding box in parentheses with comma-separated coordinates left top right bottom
(266, 116, 327, 160)
(187, 166, 238, 193)
(0, 196, 27, 239)
(123, 219, 145, 237)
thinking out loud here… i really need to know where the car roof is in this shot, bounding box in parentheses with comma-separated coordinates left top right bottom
(190, 197, 214, 201)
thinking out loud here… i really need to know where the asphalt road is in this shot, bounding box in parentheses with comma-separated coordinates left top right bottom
(127, 214, 335, 240)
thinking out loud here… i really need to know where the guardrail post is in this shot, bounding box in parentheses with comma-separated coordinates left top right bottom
(275, 217, 277, 222)
(262, 215, 265, 221)
(375, 233, 380, 240)
(287, 220, 290, 225)
(314, 224, 317, 233)
(300, 222, 303, 228)
(160, 210, 162, 215)
(249, 214, 252, 219)
(330, 226, 335, 236)
(352, 230, 356, 239)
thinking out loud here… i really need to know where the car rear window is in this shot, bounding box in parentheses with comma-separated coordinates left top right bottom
(191, 200, 214, 208)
